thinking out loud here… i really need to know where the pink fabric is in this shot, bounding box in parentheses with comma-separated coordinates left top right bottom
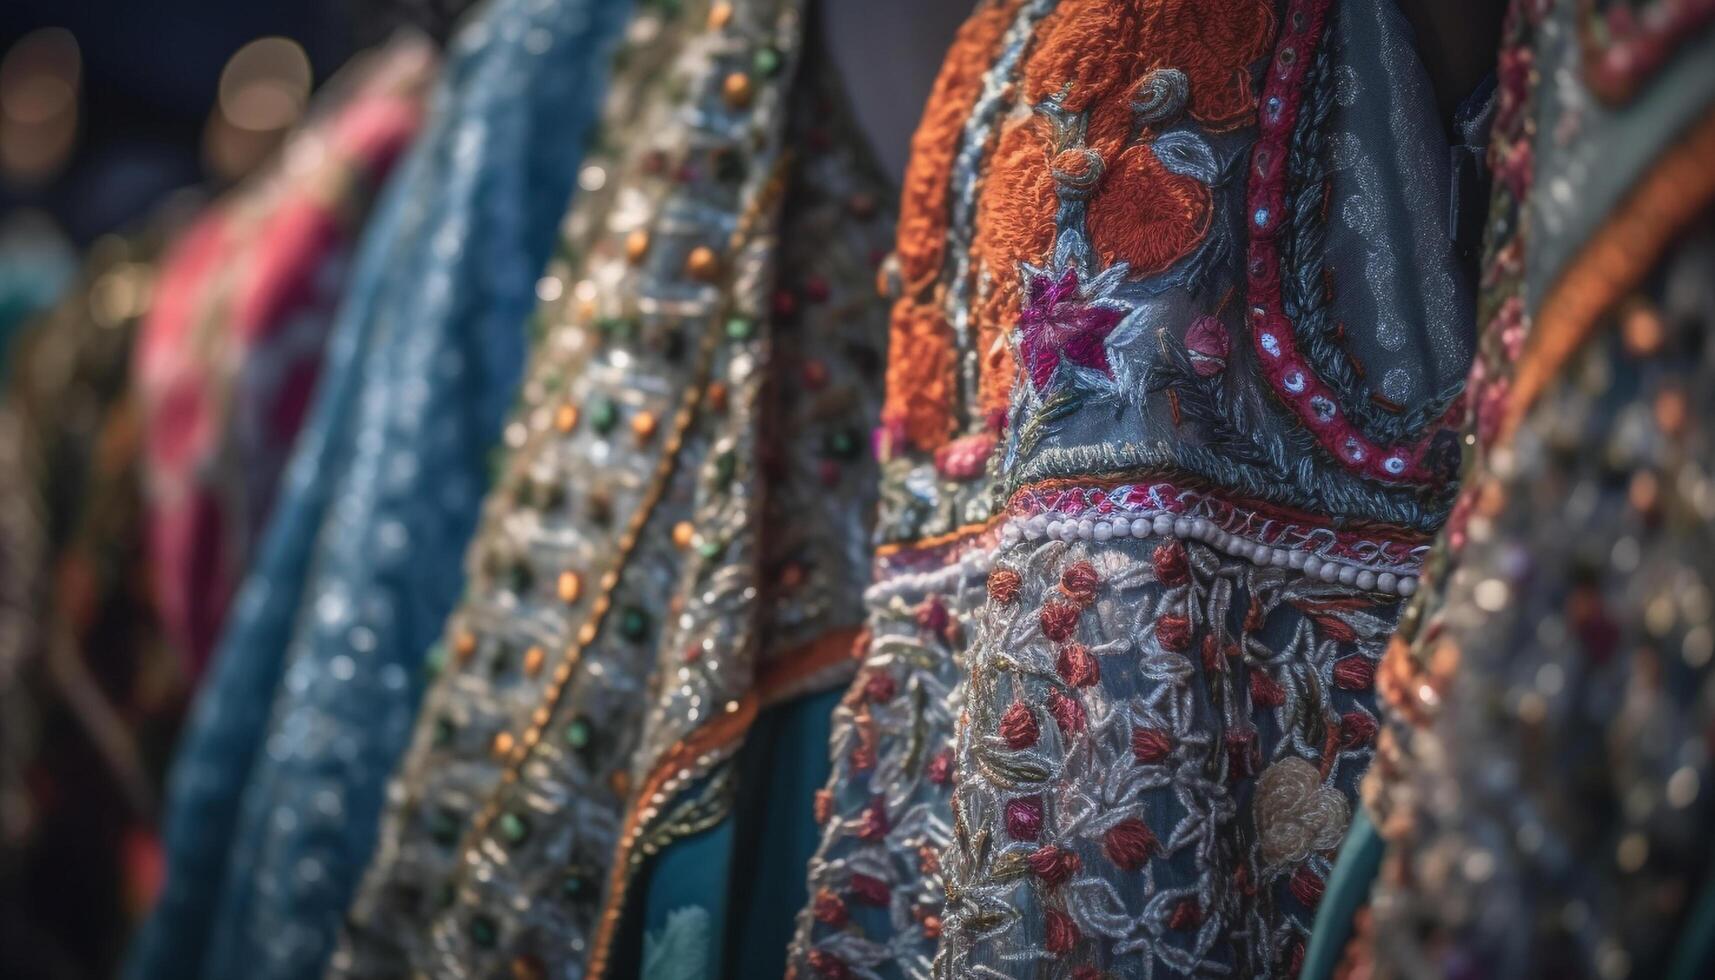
(135, 40, 435, 680)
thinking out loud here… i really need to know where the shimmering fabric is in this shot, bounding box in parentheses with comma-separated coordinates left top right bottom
(125, 3, 629, 978)
(135, 39, 435, 679)
(330, 2, 890, 976)
(785, 0, 1474, 976)
(1341, 2, 1715, 976)
(0, 223, 186, 980)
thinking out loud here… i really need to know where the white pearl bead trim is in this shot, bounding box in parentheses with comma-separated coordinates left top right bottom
(999, 511, 1418, 596)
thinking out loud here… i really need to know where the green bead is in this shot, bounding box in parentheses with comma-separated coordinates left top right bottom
(825, 429, 860, 459)
(469, 913, 498, 949)
(498, 812, 531, 846)
(752, 46, 783, 77)
(714, 451, 737, 484)
(432, 716, 456, 747)
(509, 560, 535, 594)
(724, 316, 754, 340)
(425, 643, 447, 679)
(428, 808, 461, 847)
(562, 873, 587, 901)
(564, 718, 592, 749)
(697, 539, 723, 561)
(597, 316, 635, 341)
(714, 149, 746, 184)
(618, 606, 651, 642)
(591, 398, 619, 434)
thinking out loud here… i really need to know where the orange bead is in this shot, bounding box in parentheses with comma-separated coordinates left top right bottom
(624, 228, 650, 263)
(453, 629, 477, 663)
(685, 245, 719, 281)
(554, 403, 579, 433)
(721, 71, 753, 108)
(707, 2, 734, 29)
(523, 645, 546, 677)
(671, 521, 695, 549)
(631, 410, 658, 442)
(557, 570, 583, 603)
(492, 731, 515, 757)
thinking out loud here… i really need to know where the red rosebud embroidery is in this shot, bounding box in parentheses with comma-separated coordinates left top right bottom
(1290, 864, 1325, 907)
(1026, 844, 1082, 886)
(1200, 635, 1226, 673)
(999, 701, 1040, 750)
(1233, 862, 1256, 897)
(863, 671, 897, 703)
(858, 796, 890, 841)
(1131, 727, 1173, 764)
(1055, 642, 1100, 687)
(1339, 710, 1379, 747)
(916, 595, 950, 635)
(1102, 818, 1158, 870)
(1249, 669, 1285, 707)
(1152, 540, 1190, 586)
(925, 747, 955, 785)
(848, 871, 890, 906)
(917, 844, 941, 876)
(1046, 689, 1087, 736)
(1058, 560, 1100, 607)
(1185, 314, 1231, 377)
(920, 913, 942, 940)
(1005, 796, 1044, 841)
(987, 568, 1022, 604)
(1040, 601, 1081, 642)
(1155, 614, 1193, 652)
(1226, 729, 1258, 779)
(807, 950, 851, 979)
(1044, 908, 1081, 955)
(1168, 897, 1203, 930)
(814, 789, 833, 824)
(1332, 655, 1376, 691)
(850, 742, 876, 771)
(812, 889, 849, 926)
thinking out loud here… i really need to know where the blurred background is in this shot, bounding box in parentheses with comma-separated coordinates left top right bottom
(0, 0, 374, 244)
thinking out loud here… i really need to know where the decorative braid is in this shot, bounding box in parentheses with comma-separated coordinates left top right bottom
(1281, 36, 1463, 446)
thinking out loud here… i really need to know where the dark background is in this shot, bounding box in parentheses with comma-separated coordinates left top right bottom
(0, 0, 360, 245)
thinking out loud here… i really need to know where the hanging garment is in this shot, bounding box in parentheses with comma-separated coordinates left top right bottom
(136, 35, 435, 682)
(0, 217, 190, 980)
(124, 3, 629, 979)
(1317, 2, 1715, 977)
(329, 1, 893, 977)
(785, 0, 1477, 976)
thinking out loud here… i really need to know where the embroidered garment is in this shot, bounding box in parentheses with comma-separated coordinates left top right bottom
(135, 38, 435, 680)
(785, 0, 1475, 976)
(330, 1, 891, 976)
(1342, 2, 1715, 976)
(0, 219, 189, 980)
(124, 3, 629, 979)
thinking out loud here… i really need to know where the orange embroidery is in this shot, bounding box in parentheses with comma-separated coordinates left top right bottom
(972, 116, 1059, 416)
(896, 0, 1023, 295)
(1087, 141, 1213, 274)
(882, 299, 960, 451)
(887, 0, 1024, 452)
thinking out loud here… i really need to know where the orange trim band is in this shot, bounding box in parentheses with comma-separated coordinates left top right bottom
(1502, 103, 1715, 442)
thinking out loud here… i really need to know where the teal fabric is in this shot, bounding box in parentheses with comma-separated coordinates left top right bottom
(631, 687, 842, 979)
(1302, 807, 1384, 980)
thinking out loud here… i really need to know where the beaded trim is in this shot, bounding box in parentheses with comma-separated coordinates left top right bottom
(1243, 0, 1457, 486)
(1002, 481, 1425, 594)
